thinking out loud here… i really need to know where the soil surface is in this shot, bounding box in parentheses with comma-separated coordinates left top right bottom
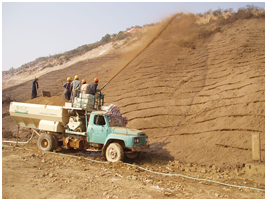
(2, 144, 265, 199)
(2, 13, 265, 198)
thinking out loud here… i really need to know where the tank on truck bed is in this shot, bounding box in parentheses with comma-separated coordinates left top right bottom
(9, 102, 69, 132)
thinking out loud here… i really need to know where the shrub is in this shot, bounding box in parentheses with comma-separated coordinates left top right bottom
(116, 31, 127, 40)
(100, 34, 110, 44)
(213, 8, 222, 16)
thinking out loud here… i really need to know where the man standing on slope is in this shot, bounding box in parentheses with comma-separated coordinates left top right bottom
(88, 78, 99, 95)
(80, 79, 90, 94)
(31, 76, 39, 99)
(71, 75, 81, 103)
(63, 77, 72, 101)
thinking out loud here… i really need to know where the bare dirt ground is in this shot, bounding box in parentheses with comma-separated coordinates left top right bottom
(2, 143, 265, 199)
(2, 13, 265, 198)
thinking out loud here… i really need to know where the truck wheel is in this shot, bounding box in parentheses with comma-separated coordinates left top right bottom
(51, 134, 58, 150)
(125, 152, 140, 159)
(105, 143, 124, 162)
(37, 134, 54, 152)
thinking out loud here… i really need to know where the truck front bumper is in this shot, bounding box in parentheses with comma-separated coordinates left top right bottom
(131, 144, 149, 152)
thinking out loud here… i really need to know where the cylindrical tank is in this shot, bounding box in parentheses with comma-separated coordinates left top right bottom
(9, 102, 69, 132)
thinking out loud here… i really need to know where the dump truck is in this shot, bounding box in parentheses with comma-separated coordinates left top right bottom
(9, 94, 149, 162)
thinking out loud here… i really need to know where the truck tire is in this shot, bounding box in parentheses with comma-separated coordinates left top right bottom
(37, 134, 54, 152)
(51, 134, 58, 150)
(105, 143, 124, 162)
(125, 152, 140, 159)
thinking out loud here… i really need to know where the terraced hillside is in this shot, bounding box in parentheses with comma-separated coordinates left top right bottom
(2, 13, 265, 168)
(103, 15, 265, 167)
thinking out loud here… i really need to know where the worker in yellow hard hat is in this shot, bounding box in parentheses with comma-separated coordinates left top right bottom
(88, 77, 99, 95)
(31, 76, 39, 99)
(80, 79, 90, 94)
(63, 77, 72, 101)
(70, 75, 81, 103)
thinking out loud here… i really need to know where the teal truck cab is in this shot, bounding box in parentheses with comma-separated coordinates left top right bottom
(85, 111, 148, 161)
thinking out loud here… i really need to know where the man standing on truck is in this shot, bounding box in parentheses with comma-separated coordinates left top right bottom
(80, 79, 90, 94)
(88, 78, 99, 95)
(31, 76, 39, 99)
(71, 75, 81, 103)
(63, 77, 72, 101)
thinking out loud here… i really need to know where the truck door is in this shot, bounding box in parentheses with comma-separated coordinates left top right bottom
(88, 114, 108, 144)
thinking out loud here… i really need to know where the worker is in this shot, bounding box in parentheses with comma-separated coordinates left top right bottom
(71, 75, 81, 103)
(80, 79, 90, 94)
(88, 78, 99, 95)
(63, 77, 72, 101)
(31, 76, 39, 99)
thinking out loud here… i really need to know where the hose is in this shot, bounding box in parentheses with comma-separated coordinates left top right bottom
(2, 144, 265, 192)
(100, 14, 180, 91)
(2, 129, 39, 144)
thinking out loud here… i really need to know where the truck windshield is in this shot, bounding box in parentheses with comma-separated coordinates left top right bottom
(107, 116, 125, 127)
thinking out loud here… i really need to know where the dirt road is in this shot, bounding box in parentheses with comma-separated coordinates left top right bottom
(2, 141, 265, 199)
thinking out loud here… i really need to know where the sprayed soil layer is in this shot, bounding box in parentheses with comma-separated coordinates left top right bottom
(25, 96, 68, 106)
(2, 13, 265, 198)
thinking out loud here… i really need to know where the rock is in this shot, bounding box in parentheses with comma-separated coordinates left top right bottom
(49, 173, 54, 178)
(185, 167, 190, 172)
(201, 168, 207, 173)
(164, 192, 172, 196)
(132, 176, 137, 180)
(42, 159, 45, 163)
(215, 193, 220, 197)
(103, 192, 108, 196)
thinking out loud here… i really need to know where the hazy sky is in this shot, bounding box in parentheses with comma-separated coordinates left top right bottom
(2, 2, 265, 71)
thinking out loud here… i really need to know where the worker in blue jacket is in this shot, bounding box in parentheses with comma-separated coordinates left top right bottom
(31, 76, 39, 99)
(63, 77, 72, 101)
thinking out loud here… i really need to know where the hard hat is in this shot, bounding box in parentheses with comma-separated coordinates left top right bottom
(36, 76, 39, 80)
(94, 78, 99, 82)
(74, 75, 79, 79)
(67, 77, 71, 81)
(82, 79, 86, 84)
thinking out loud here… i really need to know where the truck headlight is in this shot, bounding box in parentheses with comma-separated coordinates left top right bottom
(134, 138, 140, 144)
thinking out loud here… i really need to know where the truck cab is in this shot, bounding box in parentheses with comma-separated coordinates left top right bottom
(64, 110, 149, 162)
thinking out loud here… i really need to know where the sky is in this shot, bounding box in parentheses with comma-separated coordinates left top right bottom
(2, 2, 265, 71)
